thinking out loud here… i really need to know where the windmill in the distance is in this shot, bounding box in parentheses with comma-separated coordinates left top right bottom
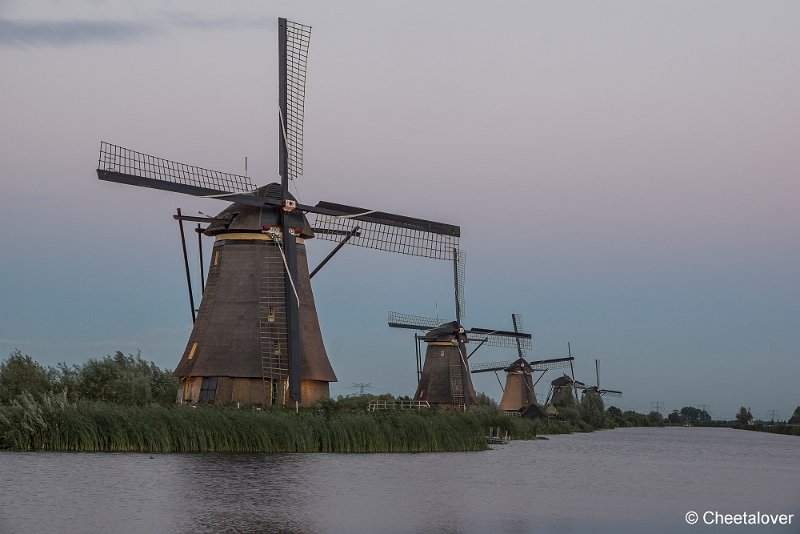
(388, 253, 531, 410)
(579, 359, 622, 400)
(546, 374, 585, 407)
(96, 18, 460, 408)
(470, 314, 574, 416)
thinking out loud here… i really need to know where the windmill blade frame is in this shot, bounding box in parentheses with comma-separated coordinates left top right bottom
(313, 203, 459, 260)
(470, 360, 512, 374)
(467, 328, 532, 350)
(388, 312, 443, 331)
(529, 356, 574, 372)
(97, 142, 256, 196)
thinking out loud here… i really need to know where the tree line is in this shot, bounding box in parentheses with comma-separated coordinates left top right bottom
(0, 349, 178, 406)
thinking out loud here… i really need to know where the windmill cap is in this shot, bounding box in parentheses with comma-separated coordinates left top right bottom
(551, 373, 584, 387)
(204, 183, 315, 238)
(423, 321, 467, 343)
(504, 357, 533, 372)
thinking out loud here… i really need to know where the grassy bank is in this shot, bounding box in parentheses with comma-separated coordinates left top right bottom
(0, 392, 549, 453)
(737, 423, 800, 437)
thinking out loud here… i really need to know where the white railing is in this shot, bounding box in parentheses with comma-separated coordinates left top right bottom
(367, 400, 431, 412)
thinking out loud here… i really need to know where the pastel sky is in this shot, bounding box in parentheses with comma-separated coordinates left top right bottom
(1, 0, 798, 419)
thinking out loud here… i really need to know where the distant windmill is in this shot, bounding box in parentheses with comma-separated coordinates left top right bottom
(579, 359, 622, 399)
(470, 314, 573, 416)
(96, 18, 459, 408)
(546, 374, 585, 406)
(471, 356, 574, 416)
(387, 256, 531, 410)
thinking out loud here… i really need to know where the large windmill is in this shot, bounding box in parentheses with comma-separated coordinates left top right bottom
(387, 255, 531, 410)
(96, 18, 460, 408)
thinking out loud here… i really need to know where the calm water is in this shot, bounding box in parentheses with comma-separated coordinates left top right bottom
(0, 427, 798, 533)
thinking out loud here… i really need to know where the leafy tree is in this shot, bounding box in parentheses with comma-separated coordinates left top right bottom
(647, 410, 664, 426)
(788, 406, 800, 425)
(475, 391, 498, 409)
(667, 410, 683, 424)
(580, 392, 605, 429)
(58, 351, 177, 406)
(680, 406, 701, 423)
(736, 406, 753, 425)
(680, 406, 711, 424)
(603, 406, 623, 428)
(0, 350, 55, 403)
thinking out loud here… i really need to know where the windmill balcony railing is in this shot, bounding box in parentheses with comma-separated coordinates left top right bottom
(367, 400, 431, 412)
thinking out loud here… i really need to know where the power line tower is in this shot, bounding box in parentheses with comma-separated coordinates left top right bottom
(651, 401, 664, 415)
(767, 409, 778, 422)
(352, 382, 373, 396)
(699, 404, 711, 416)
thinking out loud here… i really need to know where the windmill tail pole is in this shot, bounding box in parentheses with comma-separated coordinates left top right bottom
(415, 334, 422, 384)
(458, 342, 471, 411)
(176, 208, 196, 323)
(196, 223, 205, 294)
(309, 225, 360, 279)
(453, 247, 462, 324)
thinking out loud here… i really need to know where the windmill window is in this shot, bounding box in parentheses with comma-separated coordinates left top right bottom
(273, 342, 282, 356)
(267, 307, 276, 323)
(213, 250, 220, 266)
(187, 342, 198, 360)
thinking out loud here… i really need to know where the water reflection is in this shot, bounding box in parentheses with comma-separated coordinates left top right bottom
(1, 428, 798, 533)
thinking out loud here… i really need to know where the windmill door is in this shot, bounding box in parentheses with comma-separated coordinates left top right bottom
(198, 377, 218, 404)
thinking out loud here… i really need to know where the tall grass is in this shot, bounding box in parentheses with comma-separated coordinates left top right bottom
(0, 393, 544, 453)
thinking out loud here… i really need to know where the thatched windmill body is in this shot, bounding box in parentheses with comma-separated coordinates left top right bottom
(96, 18, 459, 408)
(547, 374, 585, 406)
(388, 257, 531, 410)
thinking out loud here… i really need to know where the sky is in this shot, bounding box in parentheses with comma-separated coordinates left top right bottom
(1, 0, 798, 420)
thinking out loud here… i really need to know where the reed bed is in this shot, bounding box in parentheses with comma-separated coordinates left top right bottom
(0, 393, 542, 453)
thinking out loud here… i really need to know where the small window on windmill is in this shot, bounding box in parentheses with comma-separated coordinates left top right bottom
(198, 377, 218, 404)
(213, 250, 220, 266)
(267, 307, 276, 323)
(187, 341, 198, 360)
(440, 350, 446, 358)
(273, 342, 282, 356)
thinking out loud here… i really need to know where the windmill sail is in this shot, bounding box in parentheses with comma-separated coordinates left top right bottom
(467, 329, 532, 350)
(387, 312, 444, 331)
(471, 356, 573, 374)
(97, 142, 255, 196)
(281, 19, 311, 181)
(313, 202, 459, 260)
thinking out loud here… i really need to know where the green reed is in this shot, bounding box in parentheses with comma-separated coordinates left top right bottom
(0, 393, 545, 453)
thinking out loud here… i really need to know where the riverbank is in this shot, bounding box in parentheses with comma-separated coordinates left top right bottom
(0, 392, 561, 453)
